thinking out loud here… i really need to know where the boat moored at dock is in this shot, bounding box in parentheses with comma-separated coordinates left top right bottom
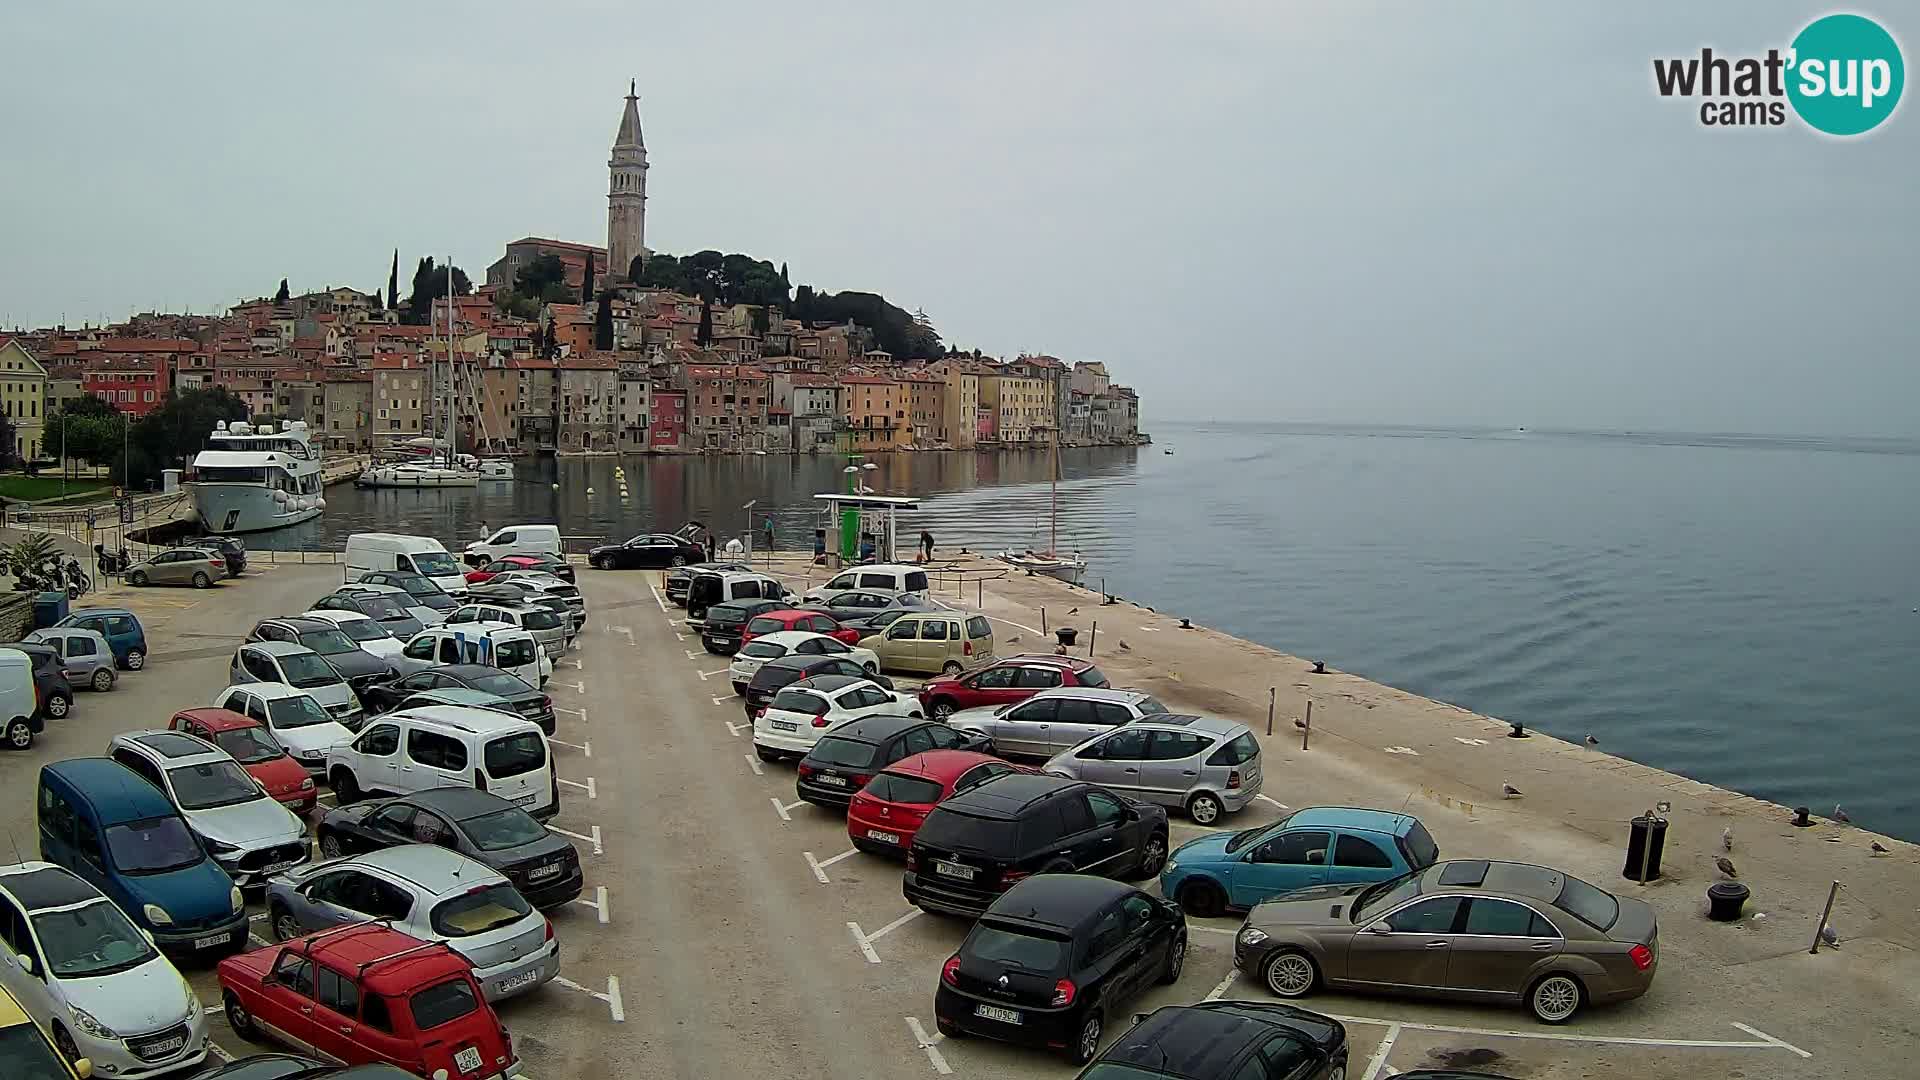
(189, 420, 327, 534)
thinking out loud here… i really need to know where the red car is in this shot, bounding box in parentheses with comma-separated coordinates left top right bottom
(464, 554, 574, 585)
(848, 750, 1032, 854)
(170, 707, 317, 813)
(219, 923, 519, 1080)
(740, 608, 862, 647)
(916, 654, 1112, 719)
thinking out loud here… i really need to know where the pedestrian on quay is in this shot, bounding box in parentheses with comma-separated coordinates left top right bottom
(813, 528, 828, 565)
(764, 515, 777, 553)
(919, 529, 934, 562)
(860, 532, 877, 563)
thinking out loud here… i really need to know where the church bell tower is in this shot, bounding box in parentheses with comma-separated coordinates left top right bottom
(607, 81, 648, 285)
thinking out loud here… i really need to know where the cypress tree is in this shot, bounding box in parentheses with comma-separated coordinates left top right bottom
(274, 278, 289, 303)
(696, 295, 712, 346)
(582, 251, 596, 304)
(387, 249, 399, 310)
(594, 293, 614, 351)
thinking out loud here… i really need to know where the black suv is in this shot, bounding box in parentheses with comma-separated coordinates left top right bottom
(936, 875, 1188, 1065)
(1068, 1002, 1349, 1079)
(744, 653, 890, 717)
(794, 715, 990, 808)
(6, 642, 72, 721)
(358, 664, 553, 729)
(700, 598, 788, 656)
(904, 774, 1170, 918)
(181, 535, 247, 575)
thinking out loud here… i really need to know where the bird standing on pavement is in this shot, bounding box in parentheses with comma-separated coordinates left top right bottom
(1722, 826, 1734, 853)
(1067, 607, 1078, 615)
(1585, 734, 1600, 748)
(1820, 924, 1840, 948)
(1117, 639, 1131, 651)
(1502, 783, 1523, 799)
(1870, 841, 1890, 856)
(1294, 717, 1309, 731)
(1715, 856, 1738, 878)
(1007, 635, 1020, 645)
(1833, 804, 1851, 825)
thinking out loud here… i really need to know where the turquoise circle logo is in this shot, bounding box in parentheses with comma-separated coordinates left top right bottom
(1786, 14, 1905, 135)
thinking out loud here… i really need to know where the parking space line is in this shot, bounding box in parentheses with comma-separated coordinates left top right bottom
(847, 921, 883, 964)
(547, 823, 604, 855)
(558, 680, 587, 693)
(316, 793, 337, 806)
(207, 1041, 235, 1063)
(249, 931, 273, 948)
(1730, 1023, 1813, 1058)
(726, 720, 750, 738)
(865, 907, 924, 944)
(804, 847, 859, 883)
(572, 885, 611, 925)
(1360, 1022, 1401, 1080)
(1255, 794, 1288, 809)
(805, 851, 831, 883)
(745, 753, 764, 776)
(1322, 1012, 1815, 1056)
(1204, 970, 1239, 1001)
(905, 1016, 953, 1075)
(697, 667, 731, 680)
(553, 705, 588, 719)
(713, 695, 737, 706)
(558, 776, 597, 798)
(685, 649, 704, 661)
(550, 974, 625, 1022)
(550, 738, 592, 756)
(648, 584, 667, 611)
(556, 657, 583, 669)
(1189, 924, 1238, 936)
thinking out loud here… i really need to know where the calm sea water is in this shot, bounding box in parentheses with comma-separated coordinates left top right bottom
(266, 424, 1920, 840)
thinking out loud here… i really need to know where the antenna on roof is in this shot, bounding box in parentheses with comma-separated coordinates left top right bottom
(1396, 790, 1415, 823)
(5, 829, 22, 866)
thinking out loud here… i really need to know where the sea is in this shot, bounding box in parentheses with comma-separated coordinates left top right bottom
(261, 422, 1920, 841)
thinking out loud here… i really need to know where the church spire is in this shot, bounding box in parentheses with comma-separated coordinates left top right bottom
(615, 81, 644, 148)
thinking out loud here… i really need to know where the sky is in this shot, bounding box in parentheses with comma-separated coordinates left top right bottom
(2, 2, 1914, 435)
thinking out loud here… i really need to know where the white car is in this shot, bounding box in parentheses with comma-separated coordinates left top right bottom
(751, 673, 922, 762)
(728, 631, 879, 694)
(0, 861, 210, 1077)
(213, 682, 358, 771)
(324, 705, 557, 817)
(104, 731, 311, 888)
(296, 609, 405, 663)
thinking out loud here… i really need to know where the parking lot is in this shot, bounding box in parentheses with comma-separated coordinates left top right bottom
(0, 560, 1882, 1080)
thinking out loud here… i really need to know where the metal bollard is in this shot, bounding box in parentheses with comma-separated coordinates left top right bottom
(1810, 881, 1841, 954)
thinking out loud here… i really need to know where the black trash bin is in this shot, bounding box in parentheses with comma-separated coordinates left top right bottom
(1622, 814, 1668, 881)
(1707, 881, 1750, 921)
(1055, 627, 1078, 649)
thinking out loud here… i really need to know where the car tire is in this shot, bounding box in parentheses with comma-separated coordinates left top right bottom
(1068, 1009, 1103, 1066)
(1038, 858, 1075, 876)
(755, 746, 782, 763)
(224, 992, 259, 1042)
(1176, 879, 1228, 919)
(192, 571, 212, 588)
(91, 668, 114, 691)
(1186, 791, 1223, 824)
(929, 697, 957, 719)
(51, 1022, 81, 1063)
(592, 555, 613, 570)
(128, 570, 148, 586)
(331, 768, 361, 804)
(1527, 973, 1585, 1024)
(4, 718, 33, 751)
(46, 692, 70, 719)
(124, 648, 145, 670)
(269, 902, 301, 943)
(1327, 1058, 1347, 1080)
(670, 555, 688, 567)
(319, 830, 344, 858)
(1126, 832, 1169, 880)
(942, 660, 964, 675)
(1262, 948, 1320, 998)
(864, 661, 878, 675)
(1158, 932, 1188, 985)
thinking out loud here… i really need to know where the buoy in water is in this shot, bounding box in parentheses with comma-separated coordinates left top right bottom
(551, 483, 560, 490)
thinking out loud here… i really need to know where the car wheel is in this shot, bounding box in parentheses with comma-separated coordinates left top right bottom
(1528, 973, 1585, 1024)
(1176, 879, 1228, 918)
(52, 1022, 81, 1063)
(192, 571, 213, 588)
(331, 768, 361, 804)
(755, 746, 782, 763)
(270, 902, 301, 943)
(929, 698, 957, 719)
(124, 648, 146, 670)
(1128, 833, 1168, 879)
(319, 830, 344, 858)
(1069, 1009, 1103, 1065)
(224, 992, 259, 1042)
(46, 692, 70, 719)
(864, 661, 878, 675)
(942, 660, 964, 675)
(128, 570, 148, 586)
(1327, 1059, 1347, 1080)
(670, 555, 687, 567)
(4, 719, 33, 751)
(1186, 791, 1223, 824)
(91, 668, 114, 691)
(592, 555, 612, 570)
(1158, 932, 1188, 985)
(1038, 858, 1075, 876)
(1263, 948, 1320, 998)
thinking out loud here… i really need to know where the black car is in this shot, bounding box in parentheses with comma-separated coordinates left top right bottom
(360, 663, 554, 730)
(589, 533, 708, 570)
(935, 875, 1187, 1064)
(1070, 1002, 1349, 1080)
(795, 715, 989, 809)
(193, 1054, 332, 1080)
(665, 560, 751, 605)
(246, 617, 395, 698)
(181, 535, 247, 575)
(312, 591, 424, 638)
(744, 653, 891, 717)
(4, 641, 72, 721)
(700, 598, 789, 655)
(905, 774, 1171, 918)
(357, 570, 459, 613)
(315, 787, 583, 908)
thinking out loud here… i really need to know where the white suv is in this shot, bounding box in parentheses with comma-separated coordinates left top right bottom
(751, 673, 922, 762)
(104, 730, 311, 888)
(326, 705, 558, 819)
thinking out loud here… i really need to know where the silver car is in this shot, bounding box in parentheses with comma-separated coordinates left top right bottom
(230, 641, 363, 726)
(947, 686, 1173, 758)
(104, 730, 311, 887)
(1043, 715, 1264, 824)
(24, 626, 117, 691)
(264, 845, 560, 1002)
(447, 600, 570, 657)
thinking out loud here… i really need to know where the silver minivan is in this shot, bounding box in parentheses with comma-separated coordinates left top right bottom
(24, 627, 117, 691)
(1042, 714, 1263, 824)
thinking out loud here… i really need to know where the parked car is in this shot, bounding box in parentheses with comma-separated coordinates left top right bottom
(180, 534, 247, 576)
(739, 608, 864, 648)
(294, 610, 403, 664)
(802, 563, 931, 604)
(728, 631, 879, 694)
(463, 581, 576, 630)
(463, 553, 574, 586)
(314, 788, 582, 908)
(353, 570, 458, 615)
(217, 924, 520, 1076)
(665, 561, 750, 606)
(1044, 715, 1262, 823)
(390, 688, 521, 720)
(3, 644, 72, 721)
(36, 758, 250, 955)
(794, 716, 990, 810)
(920, 655, 1118, 720)
(742, 653, 890, 718)
(860, 611, 996, 676)
(245, 618, 394, 699)
(846, 749, 1028, 855)
(685, 571, 788, 631)
(697, 599, 789, 656)
(0, 651, 41, 751)
(751, 674, 924, 762)
(903, 774, 1171, 918)
(587, 533, 706, 570)
(325, 705, 558, 819)
(105, 731, 311, 889)
(124, 546, 226, 588)
(836, 600, 942, 636)
(934, 875, 1186, 1064)
(947, 686, 1167, 756)
(481, 573, 585, 629)
(1234, 858, 1659, 1024)
(800, 588, 911, 620)
(0, 981, 89, 1080)
(358, 665, 553, 733)
(333, 584, 444, 629)
(464, 523, 563, 566)
(344, 533, 469, 597)
(1164, 807, 1441, 917)
(394, 624, 550, 689)
(23, 627, 117, 692)
(169, 708, 318, 815)
(445, 600, 570, 659)
(1071, 1002, 1349, 1080)
(310, 592, 424, 640)
(0, 861, 210, 1077)
(55, 608, 147, 670)
(214, 684, 358, 770)
(231, 643, 363, 727)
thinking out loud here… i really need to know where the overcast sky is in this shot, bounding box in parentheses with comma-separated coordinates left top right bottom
(2, 2, 1913, 434)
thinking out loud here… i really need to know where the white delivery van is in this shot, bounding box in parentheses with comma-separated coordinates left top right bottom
(0, 648, 42, 750)
(395, 623, 551, 687)
(465, 524, 563, 565)
(345, 533, 469, 596)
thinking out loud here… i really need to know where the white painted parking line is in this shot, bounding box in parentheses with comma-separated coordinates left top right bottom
(848, 921, 882, 964)
(905, 1016, 953, 1075)
(316, 793, 337, 806)
(697, 668, 731, 680)
(745, 753, 764, 776)
(1729, 1023, 1813, 1058)
(1255, 794, 1288, 809)
(550, 974, 625, 1022)
(553, 705, 588, 719)
(550, 738, 592, 756)
(1189, 924, 1238, 936)
(804, 847, 859, 882)
(805, 851, 831, 883)
(558, 776, 597, 798)
(557, 658, 583, 669)
(609, 625, 634, 638)
(558, 680, 586, 693)
(1322, 1012, 1814, 1058)
(864, 907, 924, 944)
(1204, 970, 1240, 1001)
(250, 931, 273, 948)
(770, 797, 807, 821)
(249, 912, 268, 923)
(1360, 1022, 1401, 1080)
(685, 649, 704, 661)
(208, 1040, 235, 1063)
(726, 720, 750, 738)
(547, 823, 604, 856)
(572, 885, 611, 925)
(648, 584, 667, 612)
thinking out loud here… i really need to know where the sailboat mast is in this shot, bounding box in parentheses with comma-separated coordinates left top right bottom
(1049, 438, 1059, 556)
(446, 259, 457, 466)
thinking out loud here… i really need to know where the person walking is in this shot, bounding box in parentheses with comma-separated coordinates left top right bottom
(764, 514, 777, 553)
(919, 529, 934, 562)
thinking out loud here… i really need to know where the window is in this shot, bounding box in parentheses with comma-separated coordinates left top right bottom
(1082, 909, 1128, 961)
(431, 883, 531, 937)
(1256, 1035, 1314, 1079)
(360, 993, 393, 1033)
(1383, 896, 1464, 934)
(1255, 830, 1330, 866)
(1091, 702, 1135, 727)
(966, 616, 990, 639)
(272, 951, 316, 997)
(356, 725, 400, 757)
(409, 978, 480, 1030)
(920, 619, 949, 641)
(1052, 696, 1095, 727)
(1014, 666, 1063, 689)
(369, 804, 415, 836)
(484, 732, 546, 778)
(1463, 898, 1551, 937)
(111, 749, 166, 791)
(1206, 732, 1260, 766)
(901, 726, 935, 756)
(1555, 874, 1621, 931)
(408, 729, 468, 771)
(886, 620, 916, 641)
(1335, 833, 1396, 869)
(969, 666, 1020, 690)
(1085, 791, 1126, 827)
(1399, 820, 1441, 869)
(317, 967, 360, 1017)
(1145, 730, 1209, 761)
(1085, 728, 1148, 761)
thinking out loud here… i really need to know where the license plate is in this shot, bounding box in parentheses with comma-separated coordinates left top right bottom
(706, 635, 727, 646)
(934, 860, 976, 881)
(260, 859, 300, 875)
(193, 932, 230, 949)
(866, 829, 900, 844)
(529, 862, 561, 880)
(454, 1046, 484, 1074)
(772, 720, 798, 732)
(142, 1035, 186, 1056)
(496, 969, 539, 994)
(973, 1004, 1021, 1025)
(513, 793, 537, 807)
(814, 774, 848, 787)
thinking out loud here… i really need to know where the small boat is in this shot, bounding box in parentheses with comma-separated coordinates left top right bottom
(354, 463, 479, 489)
(999, 440, 1087, 585)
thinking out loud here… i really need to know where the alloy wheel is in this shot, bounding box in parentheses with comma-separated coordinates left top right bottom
(1140, 835, 1167, 875)
(1531, 975, 1582, 1022)
(1188, 793, 1221, 824)
(92, 669, 113, 691)
(1075, 1013, 1103, 1064)
(126, 650, 145, 670)
(7, 721, 31, 750)
(48, 695, 69, 719)
(1265, 951, 1317, 997)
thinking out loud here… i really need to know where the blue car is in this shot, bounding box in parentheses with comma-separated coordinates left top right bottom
(1160, 806, 1440, 917)
(56, 607, 148, 670)
(36, 758, 250, 954)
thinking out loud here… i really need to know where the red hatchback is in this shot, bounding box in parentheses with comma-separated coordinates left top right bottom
(847, 750, 1031, 854)
(171, 707, 317, 813)
(916, 654, 1112, 719)
(741, 608, 862, 646)
(219, 924, 520, 1080)
(464, 554, 572, 585)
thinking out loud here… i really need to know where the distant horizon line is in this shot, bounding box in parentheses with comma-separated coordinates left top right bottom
(1146, 418, 1920, 445)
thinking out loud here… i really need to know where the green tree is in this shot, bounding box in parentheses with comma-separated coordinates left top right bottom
(581, 251, 596, 303)
(274, 278, 290, 303)
(117, 388, 250, 488)
(513, 254, 572, 305)
(0, 411, 14, 469)
(696, 295, 712, 346)
(52, 413, 125, 467)
(60, 395, 119, 420)
(387, 249, 399, 310)
(594, 293, 614, 351)
(628, 253, 647, 285)
(405, 257, 473, 324)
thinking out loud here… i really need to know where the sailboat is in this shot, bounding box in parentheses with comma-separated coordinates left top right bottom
(999, 436, 1087, 584)
(358, 261, 485, 489)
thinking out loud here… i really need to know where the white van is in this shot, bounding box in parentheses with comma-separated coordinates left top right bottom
(0, 649, 42, 750)
(395, 623, 551, 687)
(465, 523, 563, 565)
(802, 563, 932, 604)
(346, 533, 469, 596)
(685, 570, 790, 630)
(324, 705, 558, 818)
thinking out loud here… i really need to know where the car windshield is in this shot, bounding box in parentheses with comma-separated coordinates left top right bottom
(105, 817, 203, 875)
(213, 726, 284, 764)
(522, 610, 563, 631)
(430, 883, 532, 937)
(468, 671, 534, 697)
(279, 652, 342, 687)
(168, 759, 265, 810)
(411, 552, 461, 577)
(32, 900, 158, 978)
(915, 808, 1018, 852)
(1136, 696, 1170, 715)
(1077, 666, 1111, 688)
(359, 596, 407, 620)
(870, 772, 944, 804)
(268, 694, 333, 729)
(332, 618, 392, 643)
(484, 732, 546, 778)
(1224, 817, 1287, 854)
(806, 736, 876, 768)
(1351, 870, 1424, 921)
(966, 920, 1066, 972)
(297, 629, 358, 656)
(0, 1021, 75, 1080)
(1555, 873, 1621, 931)
(461, 807, 549, 852)
(384, 573, 437, 596)
(740, 641, 786, 659)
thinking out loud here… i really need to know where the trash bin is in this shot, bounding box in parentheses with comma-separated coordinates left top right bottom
(1707, 881, 1750, 921)
(1055, 627, 1078, 649)
(1622, 813, 1668, 882)
(32, 591, 69, 629)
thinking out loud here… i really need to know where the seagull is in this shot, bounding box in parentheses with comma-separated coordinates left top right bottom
(1067, 607, 1078, 615)
(1294, 717, 1309, 731)
(1502, 783, 1523, 799)
(1722, 826, 1734, 853)
(1117, 640, 1131, 651)
(1871, 841, 1890, 856)
(1832, 804, 1851, 825)
(1007, 635, 1020, 645)
(1715, 856, 1738, 878)
(1311, 660, 1327, 674)
(1820, 924, 1840, 948)
(1584, 734, 1600, 748)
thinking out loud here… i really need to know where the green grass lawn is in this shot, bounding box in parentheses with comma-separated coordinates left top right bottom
(0, 474, 113, 502)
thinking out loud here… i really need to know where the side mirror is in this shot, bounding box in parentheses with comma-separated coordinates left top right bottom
(1365, 922, 1392, 935)
(14, 952, 33, 975)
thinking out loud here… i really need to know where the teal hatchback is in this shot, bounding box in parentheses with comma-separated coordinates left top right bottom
(1160, 806, 1439, 917)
